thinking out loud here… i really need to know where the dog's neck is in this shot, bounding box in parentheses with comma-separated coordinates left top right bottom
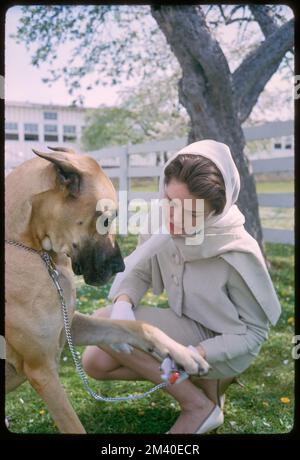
(5, 158, 56, 251)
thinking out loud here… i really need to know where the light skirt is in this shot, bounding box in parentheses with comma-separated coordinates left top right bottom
(105, 304, 259, 379)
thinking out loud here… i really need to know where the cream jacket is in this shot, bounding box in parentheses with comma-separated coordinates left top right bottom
(109, 233, 276, 364)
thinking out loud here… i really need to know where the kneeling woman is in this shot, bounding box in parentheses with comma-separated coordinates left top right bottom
(82, 140, 281, 434)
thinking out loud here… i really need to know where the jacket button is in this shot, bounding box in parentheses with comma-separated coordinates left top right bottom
(172, 253, 181, 264)
(172, 274, 179, 285)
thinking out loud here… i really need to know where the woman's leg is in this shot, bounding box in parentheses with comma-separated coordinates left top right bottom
(191, 376, 236, 407)
(82, 306, 218, 433)
(98, 345, 215, 434)
(82, 307, 141, 381)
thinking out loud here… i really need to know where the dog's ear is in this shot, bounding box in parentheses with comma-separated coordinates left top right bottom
(32, 148, 81, 197)
(47, 146, 76, 154)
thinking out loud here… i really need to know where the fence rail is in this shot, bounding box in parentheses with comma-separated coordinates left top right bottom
(5, 121, 294, 245)
(88, 121, 294, 245)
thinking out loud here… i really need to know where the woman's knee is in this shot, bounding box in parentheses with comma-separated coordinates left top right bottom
(81, 307, 112, 377)
(91, 305, 112, 319)
(82, 345, 120, 379)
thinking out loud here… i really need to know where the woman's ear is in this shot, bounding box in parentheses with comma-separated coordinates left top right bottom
(32, 148, 82, 197)
(204, 201, 214, 219)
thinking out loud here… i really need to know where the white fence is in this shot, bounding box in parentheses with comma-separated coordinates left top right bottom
(87, 121, 294, 245)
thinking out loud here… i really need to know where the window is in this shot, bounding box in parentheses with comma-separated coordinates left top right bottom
(44, 124, 58, 141)
(44, 135, 58, 142)
(63, 125, 76, 134)
(24, 123, 39, 141)
(285, 144, 292, 149)
(44, 124, 58, 133)
(44, 125, 58, 142)
(25, 133, 39, 141)
(63, 125, 77, 142)
(5, 122, 18, 131)
(5, 122, 19, 140)
(24, 123, 38, 133)
(44, 111, 57, 120)
(274, 143, 282, 149)
(5, 133, 19, 140)
(63, 135, 77, 142)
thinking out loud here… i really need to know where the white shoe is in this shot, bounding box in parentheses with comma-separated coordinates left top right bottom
(195, 405, 224, 434)
(219, 394, 225, 410)
(166, 406, 224, 434)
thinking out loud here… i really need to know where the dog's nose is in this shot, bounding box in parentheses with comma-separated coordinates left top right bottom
(111, 258, 125, 274)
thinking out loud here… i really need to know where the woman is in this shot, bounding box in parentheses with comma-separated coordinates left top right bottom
(82, 139, 281, 434)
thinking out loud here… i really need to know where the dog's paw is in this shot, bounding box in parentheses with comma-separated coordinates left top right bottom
(169, 343, 210, 376)
(110, 343, 133, 354)
(187, 345, 210, 376)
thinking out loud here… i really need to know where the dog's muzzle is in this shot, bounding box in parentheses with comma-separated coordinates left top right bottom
(71, 239, 125, 286)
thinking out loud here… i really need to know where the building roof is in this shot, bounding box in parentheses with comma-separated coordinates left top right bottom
(5, 100, 96, 111)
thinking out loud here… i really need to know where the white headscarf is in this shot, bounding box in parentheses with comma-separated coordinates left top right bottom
(109, 139, 281, 325)
(159, 139, 244, 229)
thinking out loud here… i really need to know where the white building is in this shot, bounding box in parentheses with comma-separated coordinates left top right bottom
(272, 135, 294, 155)
(5, 101, 91, 174)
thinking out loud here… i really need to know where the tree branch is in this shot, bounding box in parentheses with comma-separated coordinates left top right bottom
(233, 18, 294, 124)
(249, 5, 279, 36)
(250, 4, 294, 58)
(151, 5, 234, 115)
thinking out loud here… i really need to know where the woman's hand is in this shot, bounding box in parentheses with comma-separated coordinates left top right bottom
(110, 300, 135, 321)
(115, 294, 133, 304)
(109, 299, 135, 353)
(187, 344, 206, 359)
(195, 344, 206, 359)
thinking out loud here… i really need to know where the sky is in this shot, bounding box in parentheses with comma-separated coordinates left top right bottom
(5, 5, 294, 119)
(5, 6, 125, 107)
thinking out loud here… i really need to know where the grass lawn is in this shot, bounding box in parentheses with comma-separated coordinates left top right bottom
(255, 181, 294, 194)
(5, 238, 294, 434)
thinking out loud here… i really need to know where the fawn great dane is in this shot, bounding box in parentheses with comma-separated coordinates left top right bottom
(5, 147, 209, 433)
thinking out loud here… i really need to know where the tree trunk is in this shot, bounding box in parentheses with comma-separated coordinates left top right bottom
(151, 5, 294, 259)
(177, 78, 264, 254)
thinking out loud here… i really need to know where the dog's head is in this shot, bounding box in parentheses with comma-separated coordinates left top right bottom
(31, 147, 125, 286)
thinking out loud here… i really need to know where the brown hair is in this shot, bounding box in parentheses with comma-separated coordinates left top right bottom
(164, 154, 226, 216)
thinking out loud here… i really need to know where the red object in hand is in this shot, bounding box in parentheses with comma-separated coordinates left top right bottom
(169, 372, 180, 384)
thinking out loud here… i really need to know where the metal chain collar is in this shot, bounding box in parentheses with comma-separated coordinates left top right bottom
(5, 240, 168, 402)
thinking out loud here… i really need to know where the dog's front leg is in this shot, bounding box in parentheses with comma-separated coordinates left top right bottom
(71, 312, 154, 353)
(71, 312, 209, 376)
(23, 361, 85, 434)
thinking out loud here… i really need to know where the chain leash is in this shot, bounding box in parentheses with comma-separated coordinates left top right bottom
(6, 240, 168, 402)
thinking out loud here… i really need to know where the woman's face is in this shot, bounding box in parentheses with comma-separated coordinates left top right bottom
(164, 178, 212, 236)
